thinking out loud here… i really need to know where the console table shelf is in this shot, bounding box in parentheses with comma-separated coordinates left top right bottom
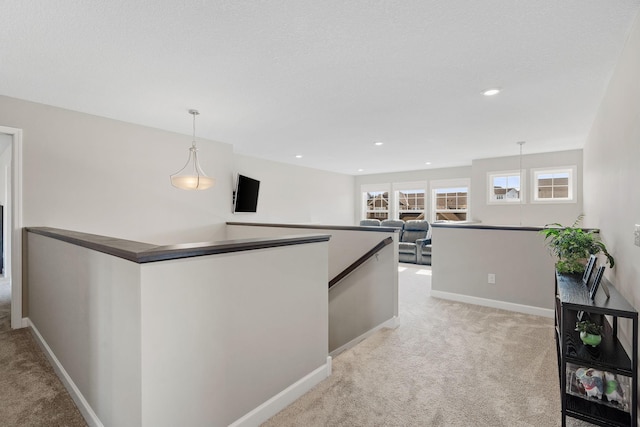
(555, 272, 638, 427)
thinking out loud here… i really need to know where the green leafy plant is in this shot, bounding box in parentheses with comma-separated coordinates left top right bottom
(575, 320, 603, 336)
(540, 215, 614, 274)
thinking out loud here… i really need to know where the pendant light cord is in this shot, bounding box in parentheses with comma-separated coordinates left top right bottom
(190, 109, 199, 149)
(518, 141, 525, 226)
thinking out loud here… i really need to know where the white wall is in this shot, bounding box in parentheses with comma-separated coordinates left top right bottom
(354, 166, 471, 224)
(355, 150, 583, 227)
(233, 154, 354, 225)
(583, 12, 640, 338)
(0, 134, 10, 207)
(0, 95, 233, 245)
(27, 230, 331, 427)
(431, 225, 556, 316)
(0, 96, 356, 245)
(471, 149, 583, 226)
(0, 135, 10, 276)
(140, 243, 329, 426)
(28, 233, 142, 427)
(227, 224, 399, 352)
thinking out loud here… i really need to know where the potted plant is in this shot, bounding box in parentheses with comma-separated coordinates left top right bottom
(540, 215, 615, 274)
(575, 319, 604, 347)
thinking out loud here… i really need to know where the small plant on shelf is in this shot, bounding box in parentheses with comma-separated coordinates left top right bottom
(575, 319, 604, 347)
(540, 215, 615, 274)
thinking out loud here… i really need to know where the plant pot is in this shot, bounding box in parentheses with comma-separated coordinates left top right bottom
(580, 331, 602, 347)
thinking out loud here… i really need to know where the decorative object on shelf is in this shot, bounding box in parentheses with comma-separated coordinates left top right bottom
(575, 319, 603, 347)
(540, 215, 615, 274)
(589, 265, 607, 300)
(170, 109, 215, 190)
(605, 371, 625, 404)
(576, 367, 605, 399)
(582, 254, 597, 286)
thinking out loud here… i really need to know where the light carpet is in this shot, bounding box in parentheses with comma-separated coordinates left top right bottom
(0, 280, 87, 426)
(0, 277, 11, 332)
(263, 265, 594, 426)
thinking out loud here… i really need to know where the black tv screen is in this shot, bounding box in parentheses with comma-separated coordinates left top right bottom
(233, 174, 260, 213)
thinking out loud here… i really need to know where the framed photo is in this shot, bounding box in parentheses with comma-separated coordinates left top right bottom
(589, 265, 606, 300)
(582, 255, 597, 286)
(599, 274, 611, 298)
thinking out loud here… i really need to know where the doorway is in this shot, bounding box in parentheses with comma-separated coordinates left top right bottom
(0, 127, 23, 330)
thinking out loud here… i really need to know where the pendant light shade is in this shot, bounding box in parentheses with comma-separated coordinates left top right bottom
(170, 109, 215, 190)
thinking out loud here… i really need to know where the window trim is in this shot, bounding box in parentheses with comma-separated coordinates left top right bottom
(361, 184, 391, 221)
(531, 166, 577, 204)
(430, 178, 470, 223)
(487, 169, 525, 205)
(392, 181, 427, 220)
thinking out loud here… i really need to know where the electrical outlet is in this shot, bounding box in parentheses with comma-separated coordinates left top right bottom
(635, 224, 640, 247)
(488, 273, 496, 284)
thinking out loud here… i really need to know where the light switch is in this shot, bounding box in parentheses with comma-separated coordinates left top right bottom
(635, 224, 640, 247)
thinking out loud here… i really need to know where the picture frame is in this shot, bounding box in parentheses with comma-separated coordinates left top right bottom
(599, 274, 611, 298)
(589, 265, 606, 300)
(582, 254, 597, 286)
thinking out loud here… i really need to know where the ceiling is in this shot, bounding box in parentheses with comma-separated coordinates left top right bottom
(2, 1, 639, 175)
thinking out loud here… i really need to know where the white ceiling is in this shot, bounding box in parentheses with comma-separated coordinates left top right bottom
(2, 1, 639, 175)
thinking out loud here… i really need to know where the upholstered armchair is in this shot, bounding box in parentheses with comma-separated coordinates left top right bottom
(380, 219, 404, 229)
(398, 220, 431, 265)
(359, 219, 381, 226)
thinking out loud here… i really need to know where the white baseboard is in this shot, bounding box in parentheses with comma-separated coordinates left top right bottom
(26, 318, 103, 427)
(329, 315, 400, 358)
(229, 356, 332, 427)
(429, 291, 554, 318)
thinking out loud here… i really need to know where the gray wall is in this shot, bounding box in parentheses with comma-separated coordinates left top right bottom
(355, 149, 583, 227)
(431, 226, 556, 315)
(27, 231, 330, 427)
(471, 149, 583, 226)
(227, 224, 399, 353)
(583, 12, 640, 348)
(0, 95, 356, 245)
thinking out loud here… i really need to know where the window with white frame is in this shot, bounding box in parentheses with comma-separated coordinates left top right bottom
(488, 170, 523, 204)
(361, 185, 391, 220)
(431, 179, 470, 222)
(396, 189, 425, 220)
(532, 167, 576, 202)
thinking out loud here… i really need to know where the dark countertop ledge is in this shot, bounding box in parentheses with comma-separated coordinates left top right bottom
(26, 227, 331, 264)
(227, 221, 401, 233)
(431, 223, 599, 232)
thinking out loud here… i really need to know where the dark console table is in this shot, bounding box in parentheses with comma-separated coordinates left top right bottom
(555, 272, 638, 426)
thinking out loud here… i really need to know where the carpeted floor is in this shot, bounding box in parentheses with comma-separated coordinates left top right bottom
(263, 265, 594, 426)
(0, 277, 11, 332)
(0, 279, 87, 426)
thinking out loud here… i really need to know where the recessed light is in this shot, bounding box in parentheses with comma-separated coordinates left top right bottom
(482, 88, 501, 96)
(295, 154, 303, 159)
(425, 162, 432, 165)
(374, 142, 384, 146)
(357, 168, 364, 172)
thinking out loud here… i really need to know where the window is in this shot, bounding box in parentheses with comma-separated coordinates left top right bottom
(396, 189, 425, 220)
(532, 167, 576, 203)
(431, 179, 470, 222)
(362, 190, 389, 220)
(488, 170, 523, 204)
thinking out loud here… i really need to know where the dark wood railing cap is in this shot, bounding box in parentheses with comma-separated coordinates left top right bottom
(26, 227, 331, 264)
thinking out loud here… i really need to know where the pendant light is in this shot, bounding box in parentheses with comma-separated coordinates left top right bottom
(170, 109, 215, 190)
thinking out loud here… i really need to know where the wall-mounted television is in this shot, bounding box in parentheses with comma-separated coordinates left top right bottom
(233, 174, 260, 213)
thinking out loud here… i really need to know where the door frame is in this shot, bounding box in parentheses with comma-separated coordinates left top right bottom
(0, 126, 24, 329)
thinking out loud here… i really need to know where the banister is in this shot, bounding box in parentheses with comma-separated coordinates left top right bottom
(328, 236, 394, 289)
